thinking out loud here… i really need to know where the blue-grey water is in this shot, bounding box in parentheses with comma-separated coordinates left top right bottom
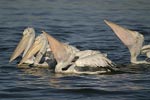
(0, 0, 150, 100)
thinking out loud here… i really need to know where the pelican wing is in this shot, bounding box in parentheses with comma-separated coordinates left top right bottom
(75, 53, 113, 68)
(141, 45, 150, 58)
(141, 45, 150, 53)
(75, 50, 105, 59)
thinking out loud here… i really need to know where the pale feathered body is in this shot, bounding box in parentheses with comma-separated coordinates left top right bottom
(43, 31, 118, 74)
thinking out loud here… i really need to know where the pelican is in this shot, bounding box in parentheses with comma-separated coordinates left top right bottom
(18, 34, 56, 68)
(9, 27, 36, 64)
(42, 31, 118, 74)
(9, 27, 55, 68)
(104, 20, 150, 64)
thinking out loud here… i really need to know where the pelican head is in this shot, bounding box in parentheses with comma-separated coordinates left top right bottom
(104, 20, 144, 64)
(42, 31, 73, 63)
(18, 34, 48, 65)
(9, 27, 35, 62)
(42, 31, 76, 72)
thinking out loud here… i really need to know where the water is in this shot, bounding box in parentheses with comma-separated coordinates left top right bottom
(0, 0, 150, 100)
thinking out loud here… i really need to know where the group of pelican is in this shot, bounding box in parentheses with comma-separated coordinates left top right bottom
(9, 20, 150, 74)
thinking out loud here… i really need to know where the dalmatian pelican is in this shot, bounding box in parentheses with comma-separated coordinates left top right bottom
(42, 31, 118, 74)
(18, 34, 56, 68)
(9, 27, 36, 64)
(9, 28, 55, 67)
(104, 20, 150, 64)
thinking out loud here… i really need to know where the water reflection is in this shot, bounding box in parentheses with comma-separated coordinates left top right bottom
(17, 64, 150, 92)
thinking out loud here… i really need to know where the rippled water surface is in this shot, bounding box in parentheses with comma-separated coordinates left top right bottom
(0, 0, 150, 100)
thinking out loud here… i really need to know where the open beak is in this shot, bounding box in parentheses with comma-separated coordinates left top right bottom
(9, 35, 30, 62)
(18, 38, 43, 65)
